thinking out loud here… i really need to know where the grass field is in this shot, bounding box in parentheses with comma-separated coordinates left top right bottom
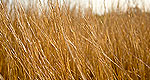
(0, 1, 150, 80)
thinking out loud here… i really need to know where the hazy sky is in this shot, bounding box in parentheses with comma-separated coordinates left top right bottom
(5, 0, 150, 15)
(67, 0, 150, 14)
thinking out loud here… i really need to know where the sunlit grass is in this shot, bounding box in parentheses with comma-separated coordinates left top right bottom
(0, 1, 150, 80)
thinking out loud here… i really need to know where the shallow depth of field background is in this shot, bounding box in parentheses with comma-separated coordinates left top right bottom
(4, 0, 150, 15)
(0, 0, 150, 80)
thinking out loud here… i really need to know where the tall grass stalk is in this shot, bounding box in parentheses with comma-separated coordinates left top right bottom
(0, 0, 150, 80)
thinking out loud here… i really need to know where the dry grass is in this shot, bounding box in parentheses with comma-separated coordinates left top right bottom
(0, 1, 150, 80)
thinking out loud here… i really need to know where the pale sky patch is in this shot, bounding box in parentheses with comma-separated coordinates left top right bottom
(4, 0, 150, 15)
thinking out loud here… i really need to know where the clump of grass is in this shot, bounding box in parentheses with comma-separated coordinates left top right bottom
(0, 0, 150, 80)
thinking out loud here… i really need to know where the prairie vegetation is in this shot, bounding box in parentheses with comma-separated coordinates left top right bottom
(0, 1, 150, 80)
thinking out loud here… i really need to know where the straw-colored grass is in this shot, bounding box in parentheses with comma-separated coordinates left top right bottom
(0, 1, 150, 80)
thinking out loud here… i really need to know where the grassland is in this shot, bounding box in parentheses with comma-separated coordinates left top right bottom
(0, 1, 150, 80)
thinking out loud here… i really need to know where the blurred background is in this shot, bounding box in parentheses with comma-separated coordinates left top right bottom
(2, 0, 150, 15)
